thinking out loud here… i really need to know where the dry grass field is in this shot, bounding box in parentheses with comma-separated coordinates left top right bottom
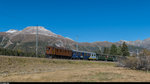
(0, 55, 150, 82)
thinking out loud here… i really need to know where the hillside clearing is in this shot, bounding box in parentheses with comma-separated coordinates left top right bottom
(0, 56, 150, 82)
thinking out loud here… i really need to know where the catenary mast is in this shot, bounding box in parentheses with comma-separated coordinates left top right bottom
(76, 35, 78, 51)
(36, 26, 38, 57)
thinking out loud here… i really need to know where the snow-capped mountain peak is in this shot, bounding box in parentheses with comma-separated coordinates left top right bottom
(20, 26, 58, 37)
(6, 29, 19, 33)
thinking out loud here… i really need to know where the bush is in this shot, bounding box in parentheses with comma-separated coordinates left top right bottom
(117, 56, 150, 71)
(138, 55, 150, 70)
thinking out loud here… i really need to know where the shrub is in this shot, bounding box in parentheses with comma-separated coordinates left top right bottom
(117, 55, 150, 71)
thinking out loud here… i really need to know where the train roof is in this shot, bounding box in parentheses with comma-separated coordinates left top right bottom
(46, 46, 72, 51)
(96, 53, 122, 56)
(72, 49, 96, 54)
(46, 46, 96, 54)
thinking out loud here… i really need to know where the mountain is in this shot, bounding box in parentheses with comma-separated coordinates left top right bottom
(19, 26, 58, 37)
(0, 26, 146, 55)
(116, 38, 150, 50)
(0, 26, 77, 54)
(6, 29, 19, 33)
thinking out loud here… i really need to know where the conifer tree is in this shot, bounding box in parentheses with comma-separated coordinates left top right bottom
(110, 44, 118, 55)
(121, 42, 130, 56)
(117, 45, 122, 56)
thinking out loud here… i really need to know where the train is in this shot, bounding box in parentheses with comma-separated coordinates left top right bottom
(46, 46, 117, 61)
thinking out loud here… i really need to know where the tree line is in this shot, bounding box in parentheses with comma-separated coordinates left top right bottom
(95, 42, 130, 56)
(0, 42, 130, 58)
(0, 48, 45, 58)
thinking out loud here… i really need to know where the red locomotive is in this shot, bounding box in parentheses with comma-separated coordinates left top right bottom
(46, 46, 72, 59)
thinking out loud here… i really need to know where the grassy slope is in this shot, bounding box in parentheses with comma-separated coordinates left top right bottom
(0, 55, 150, 82)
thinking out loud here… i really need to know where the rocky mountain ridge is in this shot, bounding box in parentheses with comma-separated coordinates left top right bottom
(0, 26, 146, 55)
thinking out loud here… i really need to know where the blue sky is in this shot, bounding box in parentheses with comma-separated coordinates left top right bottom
(0, 0, 150, 42)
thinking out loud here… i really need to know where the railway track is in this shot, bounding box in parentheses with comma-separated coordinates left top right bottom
(47, 58, 116, 63)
